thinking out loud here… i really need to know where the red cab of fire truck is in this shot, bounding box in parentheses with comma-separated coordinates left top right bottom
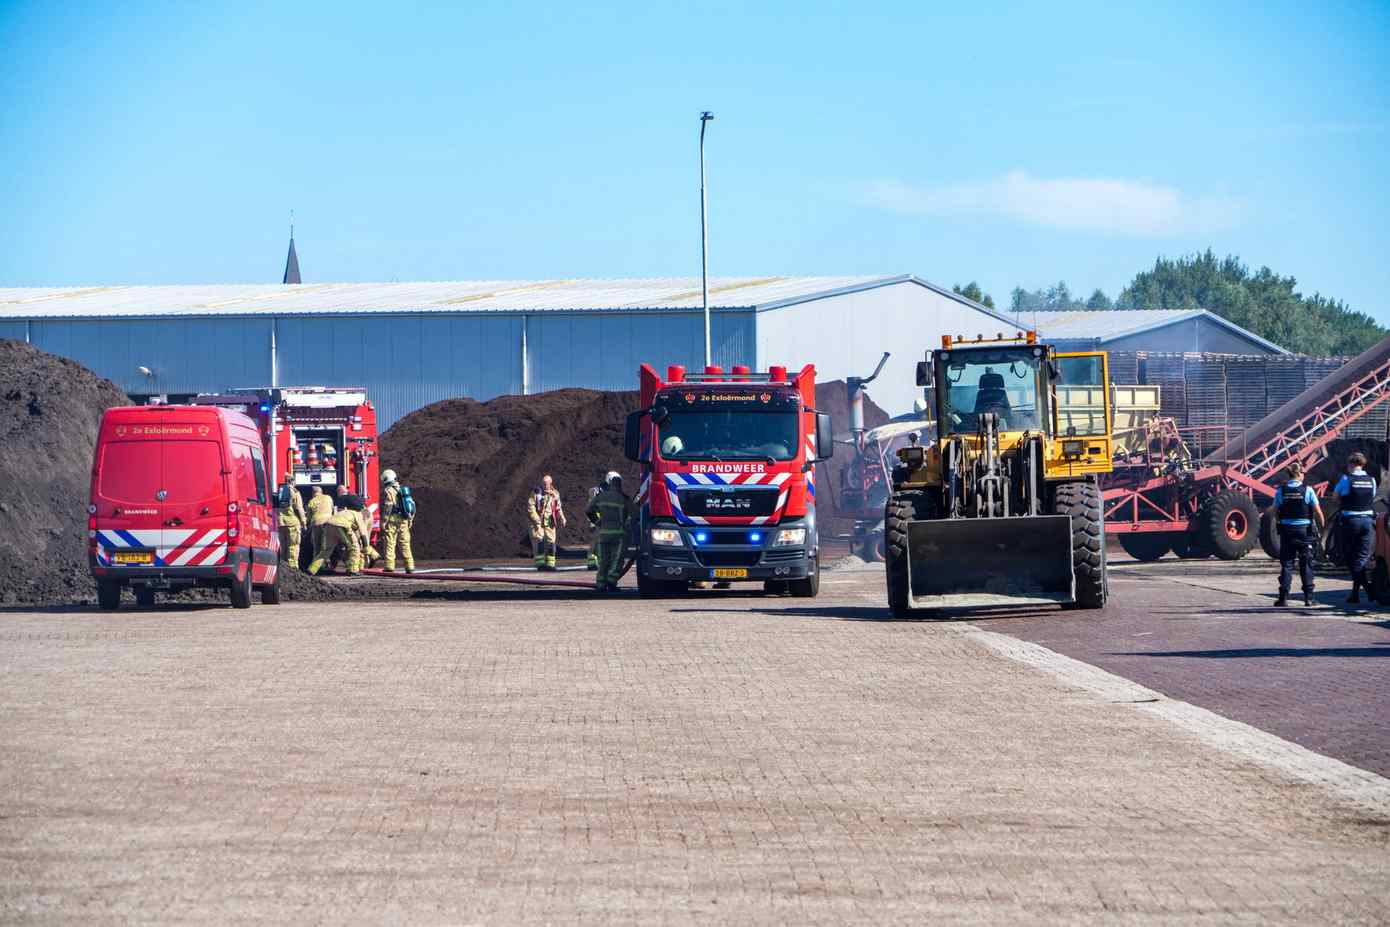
(623, 363, 834, 598)
(89, 404, 280, 610)
(193, 387, 381, 538)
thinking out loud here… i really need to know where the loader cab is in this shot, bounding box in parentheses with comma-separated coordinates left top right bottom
(933, 343, 1050, 437)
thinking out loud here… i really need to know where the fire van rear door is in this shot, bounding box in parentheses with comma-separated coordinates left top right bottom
(159, 436, 229, 567)
(94, 429, 164, 567)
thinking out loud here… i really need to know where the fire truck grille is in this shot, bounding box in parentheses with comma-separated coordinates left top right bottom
(695, 551, 763, 568)
(678, 488, 779, 517)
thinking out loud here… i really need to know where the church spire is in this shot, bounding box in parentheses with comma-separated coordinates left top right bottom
(282, 211, 301, 284)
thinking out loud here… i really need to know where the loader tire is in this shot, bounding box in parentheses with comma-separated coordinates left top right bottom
(1116, 533, 1171, 562)
(1054, 479, 1107, 610)
(885, 489, 927, 618)
(1199, 490, 1259, 561)
(1259, 508, 1281, 560)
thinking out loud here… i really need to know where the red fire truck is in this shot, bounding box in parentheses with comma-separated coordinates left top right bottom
(192, 387, 382, 539)
(624, 363, 834, 597)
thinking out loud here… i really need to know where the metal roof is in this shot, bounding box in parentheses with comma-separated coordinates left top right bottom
(1033, 308, 1287, 354)
(0, 275, 937, 320)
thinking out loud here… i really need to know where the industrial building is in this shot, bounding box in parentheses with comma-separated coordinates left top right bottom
(0, 276, 1282, 425)
(1036, 308, 1286, 355)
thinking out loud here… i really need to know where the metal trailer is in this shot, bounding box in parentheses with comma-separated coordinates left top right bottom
(1102, 333, 1390, 562)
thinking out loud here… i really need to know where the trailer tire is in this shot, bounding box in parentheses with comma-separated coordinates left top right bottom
(1117, 533, 1171, 562)
(229, 568, 254, 609)
(1259, 509, 1281, 560)
(97, 580, 121, 611)
(1054, 479, 1107, 610)
(134, 587, 156, 609)
(885, 489, 928, 618)
(1170, 532, 1209, 559)
(1200, 490, 1259, 561)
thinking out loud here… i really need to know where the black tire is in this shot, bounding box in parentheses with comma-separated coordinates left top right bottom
(1116, 533, 1171, 562)
(763, 580, 789, 595)
(97, 580, 121, 611)
(637, 571, 686, 598)
(885, 489, 926, 618)
(229, 568, 253, 609)
(1170, 531, 1209, 559)
(1053, 479, 1107, 610)
(1199, 490, 1260, 561)
(134, 587, 156, 609)
(1259, 508, 1281, 560)
(259, 566, 281, 605)
(789, 569, 819, 598)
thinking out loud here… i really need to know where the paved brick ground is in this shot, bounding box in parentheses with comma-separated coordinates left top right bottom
(975, 553, 1390, 778)
(2, 573, 1388, 924)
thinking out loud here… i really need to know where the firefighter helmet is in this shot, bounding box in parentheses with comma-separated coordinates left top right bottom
(661, 435, 684, 456)
(382, 469, 397, 483)
(605, 470, 621, 486)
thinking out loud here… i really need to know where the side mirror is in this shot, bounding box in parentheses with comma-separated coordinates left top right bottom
(624, 411, 643, 462)
(651, 404, 670, 426)
(814, 412, 835, 461)
(915, 361, 933, 387)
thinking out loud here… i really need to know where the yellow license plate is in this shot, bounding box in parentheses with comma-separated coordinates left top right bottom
(711, 568, 747, 579)
(113, 551, 154, 564)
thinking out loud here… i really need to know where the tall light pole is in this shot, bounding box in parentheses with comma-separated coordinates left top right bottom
(699, 110, 714, 368)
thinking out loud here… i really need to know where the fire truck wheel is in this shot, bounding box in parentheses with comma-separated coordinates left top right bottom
(1258, 508, 1281, 560)
(259, 569, 281, 605)
(96, 581, 121, 611)
(229, 568, 254, 609)
(1054, 479, 1107, 610)
(134, 587, 156, 609)
(885, 489, 927, 618)
(637, 572, 685, 598)
(1199, 490, 1260, 561)
(1116, 533, 1172, 562)
(789, 570, 819, 598)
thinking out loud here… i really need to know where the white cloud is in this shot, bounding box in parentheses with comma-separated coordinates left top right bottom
(855, 170, 1242, 237)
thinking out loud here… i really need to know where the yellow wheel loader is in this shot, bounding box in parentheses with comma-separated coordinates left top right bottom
(885, 332, 1113, 616)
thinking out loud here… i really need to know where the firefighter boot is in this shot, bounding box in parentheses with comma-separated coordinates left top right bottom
(1274, 594, 1288, 607)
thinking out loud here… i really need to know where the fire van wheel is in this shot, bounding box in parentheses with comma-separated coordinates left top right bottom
(229, 569, 254, 609)
(134, 587, 156, 609)
(97, 581, 121, 611)
(259, 568, 281, 605)
(1199, 490, 1260, 561)
(1053, 479, 1107, 610)
(885, 489, 927, 618)
(1116, 533, 1172, 562)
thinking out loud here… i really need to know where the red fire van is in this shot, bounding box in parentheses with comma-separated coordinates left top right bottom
(88, 405, 280, 609)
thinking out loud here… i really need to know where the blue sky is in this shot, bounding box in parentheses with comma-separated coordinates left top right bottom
(2, 1, 1387, 319)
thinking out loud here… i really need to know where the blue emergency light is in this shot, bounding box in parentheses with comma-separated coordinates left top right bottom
(749, 531, 762, 543)
(694, 531, 709, 544)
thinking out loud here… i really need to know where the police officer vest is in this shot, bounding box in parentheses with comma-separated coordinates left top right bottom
(1278, 482, 1310, 522)
(1345, 474, 1376, 512)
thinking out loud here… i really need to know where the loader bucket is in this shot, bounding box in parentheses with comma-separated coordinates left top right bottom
(906, 515, 1075, 609)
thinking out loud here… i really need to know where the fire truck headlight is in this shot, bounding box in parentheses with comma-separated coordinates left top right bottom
(773, 528, 806, 547)
(650, 528, 682, 546)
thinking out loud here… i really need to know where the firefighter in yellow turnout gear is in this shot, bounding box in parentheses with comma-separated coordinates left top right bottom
(307, 508, 363, 575)
(586, 471, 634, 592)
(276, 476, 307, 567)
(381, 469, 415, 573)
(305, 485, 334, 560)
(527, 475, 566, 570)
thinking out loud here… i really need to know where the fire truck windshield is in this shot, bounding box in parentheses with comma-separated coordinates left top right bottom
(939, 348, 1042, 435)
(659, 411, 799, 461)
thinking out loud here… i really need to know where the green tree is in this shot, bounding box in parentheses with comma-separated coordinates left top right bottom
(1117, 249, 1383, 355)
(952, 282, 995, 309)
(1011, 281, 1086, 313)
(1086, 288, 1113, 310)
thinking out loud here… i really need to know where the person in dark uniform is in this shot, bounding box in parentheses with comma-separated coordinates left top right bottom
(1334, 452, 1378, 605)
(1273, 461, 1323, 607)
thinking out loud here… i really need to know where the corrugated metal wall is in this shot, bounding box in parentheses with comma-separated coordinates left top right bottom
(526, 311, 755, 393)
(8, 310, 756, 429)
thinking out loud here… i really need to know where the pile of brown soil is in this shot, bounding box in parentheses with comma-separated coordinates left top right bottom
(379, 390, 643, 560)
(0, 340, 131, 606)
(813, 380, 891, 540)
(377, 380, 888, 560)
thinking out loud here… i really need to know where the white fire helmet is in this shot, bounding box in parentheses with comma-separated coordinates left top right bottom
(661, 435, 684, 456)
(382, 469, 397, 483)
(605, 470, 622, 486)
